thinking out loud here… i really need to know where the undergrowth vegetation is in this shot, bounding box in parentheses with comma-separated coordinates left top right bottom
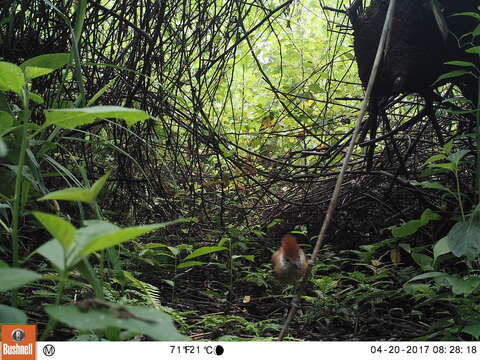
(1, 0, 480, 341)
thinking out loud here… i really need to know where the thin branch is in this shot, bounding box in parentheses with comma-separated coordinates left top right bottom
(278, 0, 399, 340)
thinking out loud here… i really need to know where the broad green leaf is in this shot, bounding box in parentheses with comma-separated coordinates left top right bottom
(410, 180, 450, 192)
(0, 62, 25, 95)
(80, 225, 161, 256)
(39, 187, 95, 203)
(433, 237, 451, 262)
(79, 218, 192, 256)
(20, 53, 70, 80)
(0, 110, 14, 132)
(423, 153, 446, 165)
(0, 305, 27, 323)
(405, 271, 447, 283)
(0, 137, 7, 157)
(177, 260, 207, 269)
(33, 211, 76, 250)
(447, 222, 480, 258)
(44, 106, 149, 129)
(45, 303, 187, 340)
(183, 246, 227, 260)
(474, 24, 480, 37)
(39, 172, 110, 204)
(466, 46, 480, 55)
(441, 141, 453, 154)
(167, 246, 180, 257)
(391, 209, 439, 238)
(447, 149, 470, 166)
(392, 219, 422, 238)
(428, 162, 456, 172)
(411, 253, 433, 271)
(36, 239, 65, 270)
(445, 61, 477, 68)
(464, 322, 480, 340)
(434, 70, 470, 84)
(0, 268, 42, 291)
(29, 92, 45, 104)
(420, 209, 441, 223)
(446, 276, 480, 296)
(90, 171, 110, 199)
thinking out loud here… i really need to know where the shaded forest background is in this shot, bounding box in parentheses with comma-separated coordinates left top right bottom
(1, 0, 480, 341)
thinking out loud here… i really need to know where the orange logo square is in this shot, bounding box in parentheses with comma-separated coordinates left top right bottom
(0, 324, 36, 360)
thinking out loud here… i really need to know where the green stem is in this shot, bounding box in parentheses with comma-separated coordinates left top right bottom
(10, 86, 30, 306)
(40, 271, 67, 340)
(80, 258, 104, 300)
(454, 171, 465, 221)
(70, 0, 87, 107)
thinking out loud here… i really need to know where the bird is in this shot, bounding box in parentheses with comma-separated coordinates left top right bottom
(271, 234, 308, 285)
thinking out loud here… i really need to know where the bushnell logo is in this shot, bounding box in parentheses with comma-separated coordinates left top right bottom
(11, 329, 25, 343)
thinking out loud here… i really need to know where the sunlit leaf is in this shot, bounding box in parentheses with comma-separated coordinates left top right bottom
(20, 53, 70, 80)
(44, 106, 149, 129)
(0, 62, 25, 95)
(33, 211, 76, 250)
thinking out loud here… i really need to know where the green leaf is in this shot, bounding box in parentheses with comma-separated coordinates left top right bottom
(433, 237, 451, 263)
(79, 218, 192, 256)
(0, 305, 28, 323)
(80, 225, 162, 256)
(44, 106, 149, 129)
(36, 239, 66, 270)
(392, 219, 422, 238)
(423, 153, 446, 165)
(20, 53, 70, 80)
(45, 303, 188, 340)
(0, 137, 7, 157)
(447, 222, 480, 258)
(420, 208, 441, 223)
(410, 180, 450, 192)
(0, 110, 14, 133)
(29, 92, 45, 104)
(39, 187, 96, 204)
(90, 171, 110, 200)
(428, 162, 456, 172)
(391, 209, 440, 238)
(445, 60, 477, 68)
(39, 172, 110, 204)
(466, 46, 480, 55)
(411, 253, 433, 271)
(446, 276, 480, 296)
(441, 141, 454, 155)
(0, 62, 25, 95)
(0, 268, 42, 291)
(447, 149, 470, 166)
(183, 246, 227, 260)
(33, 212, 76, 250)
(464, 322, 480, 340)
(474, 24, 480, 37)
(452, 12, 480, 20)
(177, 261, 207, 269)
(405, 271, 447, 283)
(434, 70, 470, 84)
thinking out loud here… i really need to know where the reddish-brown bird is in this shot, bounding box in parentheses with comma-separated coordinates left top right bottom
(271, 234, 308, 284)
